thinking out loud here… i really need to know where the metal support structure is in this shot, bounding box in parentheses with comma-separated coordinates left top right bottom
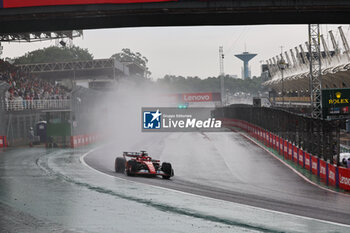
(17, 58, 127, 74)
(272, 57, 278, 74)
(329, 30, 341, 62)
(295, 46, 304, 68)
(290, 49, 298, 69)
(338, 26, 350, 61)
(284, 51, 292, 74)
(0, 30, 83, 42)
(219, 46, 225, 106)
(320, 34, 332, 65)
(266, 60, 274, 77)
(278, 58, 287, 106)
(299, 44, 309, 68)
(308, 24, 322, 119)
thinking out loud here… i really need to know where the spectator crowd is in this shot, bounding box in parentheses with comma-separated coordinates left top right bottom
(0, 60, 71, 111)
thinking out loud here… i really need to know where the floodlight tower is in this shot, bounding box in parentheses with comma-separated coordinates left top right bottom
(235, 52, 257, 79)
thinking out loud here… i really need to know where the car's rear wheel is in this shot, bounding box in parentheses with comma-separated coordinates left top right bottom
(161, 162, 174, 179)
(115, 157, 126, 173)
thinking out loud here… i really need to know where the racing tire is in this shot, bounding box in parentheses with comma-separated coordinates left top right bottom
(126, 160, 138, 176)
(115, 157, 126, 173)
(161, 162, 174, 179)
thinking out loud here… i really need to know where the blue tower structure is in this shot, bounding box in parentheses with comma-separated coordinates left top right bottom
(234, 52, 257, 79)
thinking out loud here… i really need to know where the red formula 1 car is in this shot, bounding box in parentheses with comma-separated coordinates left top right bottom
(115, 151, 174, 179)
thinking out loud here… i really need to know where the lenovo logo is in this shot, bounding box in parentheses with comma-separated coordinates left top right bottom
(183, 93, 212, 102)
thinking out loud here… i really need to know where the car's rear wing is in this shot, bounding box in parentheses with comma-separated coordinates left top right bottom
(123, 152, 142, 157)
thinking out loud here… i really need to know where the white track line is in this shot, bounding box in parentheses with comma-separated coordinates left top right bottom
(79, 144, 350, 228)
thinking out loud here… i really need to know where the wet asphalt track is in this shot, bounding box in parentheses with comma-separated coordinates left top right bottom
(85, 131, 350, 225)
(1, 131, 350, 232)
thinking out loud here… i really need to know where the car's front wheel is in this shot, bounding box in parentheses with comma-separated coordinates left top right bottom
(115, 157, 126, 173)
(161, 162, 174, 179)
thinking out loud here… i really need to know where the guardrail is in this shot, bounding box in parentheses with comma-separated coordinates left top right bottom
(2, 99, 71, 111)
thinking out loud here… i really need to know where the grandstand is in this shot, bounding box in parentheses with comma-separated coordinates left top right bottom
(263, 26, 350, 106)
(0, 59, 94, 146)
(0, 52, 144, 146)
(0, 60, 70, 111)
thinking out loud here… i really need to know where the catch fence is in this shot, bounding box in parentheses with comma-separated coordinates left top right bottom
(214, 104, 340, 163)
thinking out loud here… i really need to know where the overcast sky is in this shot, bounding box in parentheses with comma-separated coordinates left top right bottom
(2, 24, 349, 79)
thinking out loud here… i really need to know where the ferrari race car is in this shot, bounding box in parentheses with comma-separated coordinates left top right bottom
(115, 151, 174, 179)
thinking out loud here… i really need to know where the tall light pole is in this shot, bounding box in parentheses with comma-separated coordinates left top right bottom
(278, 58, 287, 106)
(219, 46, 225, 106)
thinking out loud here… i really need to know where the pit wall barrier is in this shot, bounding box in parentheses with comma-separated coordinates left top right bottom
(0, 136, 7, 148)
(70, 134, 100, 148)
(221, 118, 350, 192)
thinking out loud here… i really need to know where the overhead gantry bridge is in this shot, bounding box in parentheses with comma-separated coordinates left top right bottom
(15, 58, 147, 81)
(0, 0, 350, 33)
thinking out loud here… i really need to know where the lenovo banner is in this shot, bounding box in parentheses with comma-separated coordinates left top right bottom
(182, 92, 220, 103)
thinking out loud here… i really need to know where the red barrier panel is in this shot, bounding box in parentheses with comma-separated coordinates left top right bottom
(276, 136, 280, 152)
(298, 149, 304, 167)
(328, 164, 337, 187)
(248, 123, 252, 135)
(269, 132, 273, 147)
(258, 129, 262, 142)
(288, 143, 293, 160)
(338, 167, 350, 191)
(272, 135, 276, 150)
(319, 159, 327, 181)
(284, 140, 288, 159)
(304, 152, 311, 170)
(293, 146, 298, 162)
(279, 137, 284, 156)
(0, 136, 7, 148)
(71, 133, 99, 148)
(253, 127, 257, 139)
(311, 155, 318, 175)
